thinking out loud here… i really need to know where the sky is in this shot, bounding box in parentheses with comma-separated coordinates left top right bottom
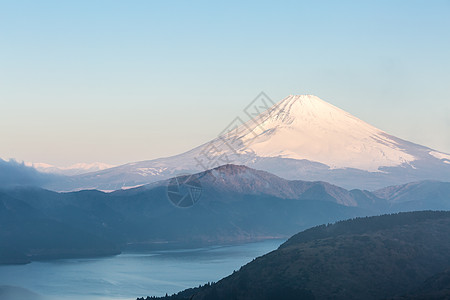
(1, 0, 449, 167)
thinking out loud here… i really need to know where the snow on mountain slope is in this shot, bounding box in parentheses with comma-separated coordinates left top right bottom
(26, 162, 116, 176)
(43, 94, 450, 191)
(222, 95, 415, 171)
(429, 151, 450, 164)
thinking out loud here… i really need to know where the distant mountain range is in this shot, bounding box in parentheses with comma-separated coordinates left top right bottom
(3, 94, 448, 297)
(140, 211, 450, 300)
(0, 159, 56, 188)
(37, 94, 450, 192)
(24, 161, 116, 176)
(1, 164, 449, 265)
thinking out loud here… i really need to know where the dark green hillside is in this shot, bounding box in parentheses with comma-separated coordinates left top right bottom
(391, 268, 450, 299)
(141, 211, 450, 300)
(0, 191, 120, 264)
(1, 165, 449, 265)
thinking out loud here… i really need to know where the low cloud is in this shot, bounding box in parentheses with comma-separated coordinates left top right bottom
(0, 158, 53, 188)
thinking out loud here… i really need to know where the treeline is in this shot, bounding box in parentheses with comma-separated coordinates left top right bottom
(136, 282, 216, 300)
(281, 210, 450, 248)
(136, 211, 450, 300)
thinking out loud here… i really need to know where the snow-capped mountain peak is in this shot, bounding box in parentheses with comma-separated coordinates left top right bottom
(223, 94, 415, 171)
(41, 94, 450, 191)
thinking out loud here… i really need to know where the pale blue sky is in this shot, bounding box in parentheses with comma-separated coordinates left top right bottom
(1, 0, 449, 166)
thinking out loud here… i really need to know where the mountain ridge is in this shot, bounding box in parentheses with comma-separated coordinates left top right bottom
(140, 211, 450, 300)
(1, 164, 450, 265)
(25, 161, 116, 176)
(40, 94, 450, 191)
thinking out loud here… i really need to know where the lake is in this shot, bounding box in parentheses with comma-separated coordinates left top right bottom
(0, 239, 284, 300)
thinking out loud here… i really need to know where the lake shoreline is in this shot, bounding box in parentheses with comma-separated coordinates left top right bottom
(1, 237, 287, 266)
(0, 239, 285, 300)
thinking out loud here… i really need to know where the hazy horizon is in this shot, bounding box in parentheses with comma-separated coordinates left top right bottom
(1, 1, 449, 167)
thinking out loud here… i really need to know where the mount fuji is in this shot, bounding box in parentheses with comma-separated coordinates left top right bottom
(46, 95, 450, 191)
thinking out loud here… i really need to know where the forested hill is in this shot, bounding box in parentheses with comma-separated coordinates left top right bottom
(139, 211, 450, 300)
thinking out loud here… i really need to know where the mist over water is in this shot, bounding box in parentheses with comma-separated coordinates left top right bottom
(0, 240, 283, 300)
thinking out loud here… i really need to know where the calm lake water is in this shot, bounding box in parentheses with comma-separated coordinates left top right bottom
(0, 239, 284, 300)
